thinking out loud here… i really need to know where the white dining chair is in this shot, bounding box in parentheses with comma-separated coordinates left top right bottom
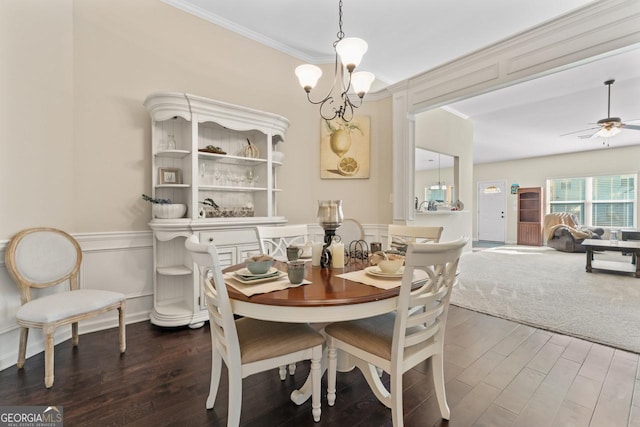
(325, 237, 468, 427)
(185, 235, 324, 425)
(337, 218, 364, 246)
(387, 224, 443, 252)
(255, 224, 308, 262)
(4, 227, 126, 388)
(255, 224, 310, 378)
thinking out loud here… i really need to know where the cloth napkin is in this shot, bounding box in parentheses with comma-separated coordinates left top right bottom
(224, 272, 311, 297)
(336, 269, 428, 290)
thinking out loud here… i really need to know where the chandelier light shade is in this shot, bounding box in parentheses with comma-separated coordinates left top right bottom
(295, 64, 323, 92)
(335, 37, 368, 71)
(351, 71, 375, 97)
(294, 0, 374, 122)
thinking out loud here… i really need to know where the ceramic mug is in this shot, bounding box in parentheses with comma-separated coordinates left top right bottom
(287, 246, 303, 261)
(287, 260, 306, 284)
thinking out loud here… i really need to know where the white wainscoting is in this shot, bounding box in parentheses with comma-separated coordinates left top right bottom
(0, 231, 154, 371)
(0, 225, 389, 372)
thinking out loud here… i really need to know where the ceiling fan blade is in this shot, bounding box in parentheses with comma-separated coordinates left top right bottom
(560, 127, 599, 137)
(622, 124, 640, 130)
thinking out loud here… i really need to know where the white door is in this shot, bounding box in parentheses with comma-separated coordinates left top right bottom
(477, 180, 506, 242)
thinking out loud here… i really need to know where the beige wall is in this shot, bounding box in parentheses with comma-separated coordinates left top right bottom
(1, 0, 75, 234)
(473, 145, 640, 243)
(0, 0, 392, 239)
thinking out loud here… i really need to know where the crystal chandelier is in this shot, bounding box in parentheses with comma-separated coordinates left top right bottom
(294, 0, 375, 122)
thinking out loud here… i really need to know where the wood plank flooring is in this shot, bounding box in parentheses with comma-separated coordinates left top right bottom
(1, 306, 639, 426)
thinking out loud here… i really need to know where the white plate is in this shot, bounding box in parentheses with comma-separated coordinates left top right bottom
(235, 267, 278, 278)
(364, 266, 405, 279)
(232, 270, 286, 285)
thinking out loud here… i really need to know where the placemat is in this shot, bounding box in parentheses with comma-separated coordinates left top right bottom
(224, 272, 310, 297)
(336, 269, 428, 290)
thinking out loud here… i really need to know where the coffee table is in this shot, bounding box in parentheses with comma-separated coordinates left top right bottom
(582, 238, 640, 278)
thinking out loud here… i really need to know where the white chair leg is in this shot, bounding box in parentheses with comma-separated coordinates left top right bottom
(118, 304, 126, 353)
(432, 353, 450, 420)
(390, 369, 404, 427)
(278, 365, 287, 380)
(227, 364, 243, 427)
(327, 346, 337, 406)
(17, 327, 28, 369)
(206, 349, 222, 409)
(311, 346, 322, 422)
(44, 324, 55, 388)
(288, 363, 296, 375)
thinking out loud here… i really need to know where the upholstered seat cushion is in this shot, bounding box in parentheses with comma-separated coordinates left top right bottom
(325, 313, 430, 361)
(16, 290, 125, 324)
(236, 318, 324, 364)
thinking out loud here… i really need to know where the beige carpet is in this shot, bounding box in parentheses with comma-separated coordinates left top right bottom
(452, 245, 640, 353)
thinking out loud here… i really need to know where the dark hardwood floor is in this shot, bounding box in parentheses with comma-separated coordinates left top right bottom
(2, 306, 639, 426)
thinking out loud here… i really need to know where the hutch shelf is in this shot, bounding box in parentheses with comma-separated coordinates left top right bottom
(144, 92, 289, 327)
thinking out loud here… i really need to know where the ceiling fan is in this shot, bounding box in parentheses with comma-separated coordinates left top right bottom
(563, 79, 640, 139)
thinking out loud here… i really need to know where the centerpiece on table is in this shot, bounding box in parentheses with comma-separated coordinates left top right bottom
(141, 194, 187, 219)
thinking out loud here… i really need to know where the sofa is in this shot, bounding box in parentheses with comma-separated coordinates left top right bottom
(544, 212, 604, 253)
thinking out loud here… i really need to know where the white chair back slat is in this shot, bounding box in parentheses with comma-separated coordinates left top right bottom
(404, 320, 441, 348)
(406, 304, 444, 329)
(387, 224, 444, 252)
(255, 225, 309, 261)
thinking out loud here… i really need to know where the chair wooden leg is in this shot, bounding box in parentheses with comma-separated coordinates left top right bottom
(327, 346, 337, 406)
(288, 362, 296, 375)
(390, 367, 404, 427)
(72, 322, 79, 346)
(278, 365, 287, 380)
(206, 349, 222, 409)
(432, 353, 450, 420)
(118, 304, 126, 353)
(227, 364, 242, 427)
(311, 346, 322, 422)
(17, 327, 28, 369)
(44, 324, 55, 388)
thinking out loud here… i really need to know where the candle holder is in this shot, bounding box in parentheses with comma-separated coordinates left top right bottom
(317, 200, 344, 268)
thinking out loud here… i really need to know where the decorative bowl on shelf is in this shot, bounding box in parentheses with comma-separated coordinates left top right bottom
(152, 204, 187, 219)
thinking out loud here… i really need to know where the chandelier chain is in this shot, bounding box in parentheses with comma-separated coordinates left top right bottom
(334, 0, 345, 48)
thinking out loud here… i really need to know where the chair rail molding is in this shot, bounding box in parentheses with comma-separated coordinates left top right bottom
(388, 0, 640, 221)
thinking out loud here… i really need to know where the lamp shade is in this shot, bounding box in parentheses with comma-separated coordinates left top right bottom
(295, 64, 323, 92)
(351, 71, 375, 98)
(336, 37, 368, 71)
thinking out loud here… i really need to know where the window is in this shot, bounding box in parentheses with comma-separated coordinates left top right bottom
(548, 174, 636, 228)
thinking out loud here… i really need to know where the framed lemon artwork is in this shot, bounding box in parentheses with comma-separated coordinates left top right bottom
(320, 116, 370, 179)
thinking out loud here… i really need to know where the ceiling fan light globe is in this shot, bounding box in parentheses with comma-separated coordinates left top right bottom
(595, 127, 621, 138)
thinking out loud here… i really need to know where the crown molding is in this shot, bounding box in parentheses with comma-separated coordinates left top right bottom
(162, 0, 335, 65)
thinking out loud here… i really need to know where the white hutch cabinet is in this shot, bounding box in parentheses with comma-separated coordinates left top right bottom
(144, 92, 288, 327)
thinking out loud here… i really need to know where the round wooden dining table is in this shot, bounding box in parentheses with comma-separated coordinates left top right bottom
(224, 259, 402, 323)
(223, 258, 403, 405)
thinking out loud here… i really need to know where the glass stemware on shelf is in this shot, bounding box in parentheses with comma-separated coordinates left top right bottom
(166, 134, 177, 150)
